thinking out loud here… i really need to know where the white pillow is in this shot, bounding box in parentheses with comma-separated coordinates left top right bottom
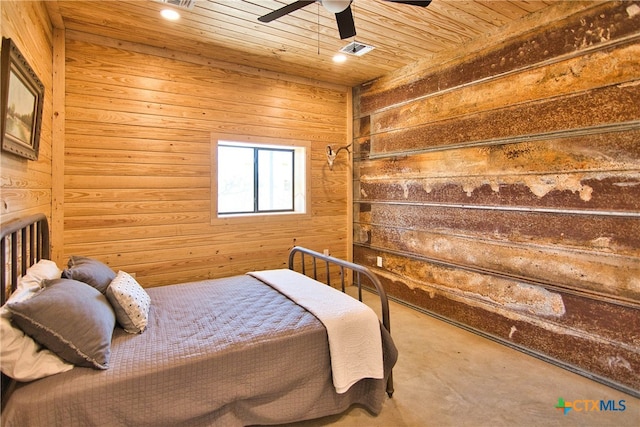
(17, 259, 62, 291)
(0, 286, 74, 381)
(106, 271, 151, 334)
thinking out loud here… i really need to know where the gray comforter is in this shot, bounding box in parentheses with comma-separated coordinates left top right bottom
(3, 274, 397, 426)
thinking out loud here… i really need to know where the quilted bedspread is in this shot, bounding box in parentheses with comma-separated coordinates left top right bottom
(2, 274, 397, 427)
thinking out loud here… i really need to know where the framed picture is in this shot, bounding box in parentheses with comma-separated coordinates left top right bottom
(1, 37, 44, 160)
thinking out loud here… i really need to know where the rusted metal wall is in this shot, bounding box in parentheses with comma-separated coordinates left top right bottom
(352, 1, 640, 395)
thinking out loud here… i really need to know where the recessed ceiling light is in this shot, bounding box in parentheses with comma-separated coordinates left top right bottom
(160, 9, 180, 20)
(333, 53, 347, 63)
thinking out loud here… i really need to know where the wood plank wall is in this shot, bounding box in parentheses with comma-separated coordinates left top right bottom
(0, 0, 53, 224)
(352, 1, 640, 395)
(62, 31, 350, 287)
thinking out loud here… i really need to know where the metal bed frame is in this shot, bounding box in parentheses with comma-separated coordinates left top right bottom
(0, 216, 394, 406)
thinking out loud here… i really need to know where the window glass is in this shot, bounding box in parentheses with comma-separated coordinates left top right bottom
(217, 145, 254, 214)
(258, 149, 294, 212)
(216, 141, 303, 217)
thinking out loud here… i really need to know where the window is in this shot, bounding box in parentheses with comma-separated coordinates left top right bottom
(218, 144, 294, 214)
(211, 136, 310, 224)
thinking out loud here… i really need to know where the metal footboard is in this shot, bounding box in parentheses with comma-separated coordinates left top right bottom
(288, 246, 394, 397)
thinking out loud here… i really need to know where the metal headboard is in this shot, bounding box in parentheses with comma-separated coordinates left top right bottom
(1, 213, 50, 305)
(0, 213, 50, 408)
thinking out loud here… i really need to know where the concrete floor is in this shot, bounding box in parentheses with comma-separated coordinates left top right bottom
(290, 289, 639, 427)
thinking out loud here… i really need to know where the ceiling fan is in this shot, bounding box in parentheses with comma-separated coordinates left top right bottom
(258, 0, 432, 40)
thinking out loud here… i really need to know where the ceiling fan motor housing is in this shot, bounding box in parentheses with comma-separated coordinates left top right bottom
(322, 0, 352, 14)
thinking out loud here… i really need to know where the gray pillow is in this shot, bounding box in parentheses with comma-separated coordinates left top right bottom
(62, 256, 116, 294)
(7, 279, 116, 369)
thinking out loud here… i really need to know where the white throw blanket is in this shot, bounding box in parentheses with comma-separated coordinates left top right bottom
(248, 269, 384, 393)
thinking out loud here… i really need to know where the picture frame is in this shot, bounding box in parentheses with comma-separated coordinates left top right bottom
(1, 37, 44, 161)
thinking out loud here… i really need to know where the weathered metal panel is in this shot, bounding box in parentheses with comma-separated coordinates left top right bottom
(353, 115, 370, 140)
(352, 1, 640, 395)
(366, 203, 639, 256)
(353, 245, 640, 393)
(358, 130, 640, 219)
(360, 1, 640, 114)
(354, 222, 640, 302)
(357, 176, 640, 213)
(371, 47, 640, 142)
(370, 83, 640, 155)
(360, 129, 640, 178)
(352, 135, 370, 159)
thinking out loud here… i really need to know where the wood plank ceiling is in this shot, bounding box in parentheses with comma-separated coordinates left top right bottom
(53, 0, 555, 87)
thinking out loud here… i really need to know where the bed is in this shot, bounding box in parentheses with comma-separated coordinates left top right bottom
(0, 213, 397, 426)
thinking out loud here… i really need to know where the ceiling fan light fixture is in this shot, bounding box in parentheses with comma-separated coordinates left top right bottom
(322, 0, 352, 14)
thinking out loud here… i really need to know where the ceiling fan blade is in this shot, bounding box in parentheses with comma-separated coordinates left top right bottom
(258, 1, 315, 23)
(384, 0, 432, 6)
(335, 6, 356, 39)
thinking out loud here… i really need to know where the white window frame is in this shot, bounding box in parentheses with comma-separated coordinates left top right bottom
(211, 134, 311, 225)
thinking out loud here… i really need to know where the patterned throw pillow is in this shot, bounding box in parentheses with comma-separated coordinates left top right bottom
(106, 271, 151, 334)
